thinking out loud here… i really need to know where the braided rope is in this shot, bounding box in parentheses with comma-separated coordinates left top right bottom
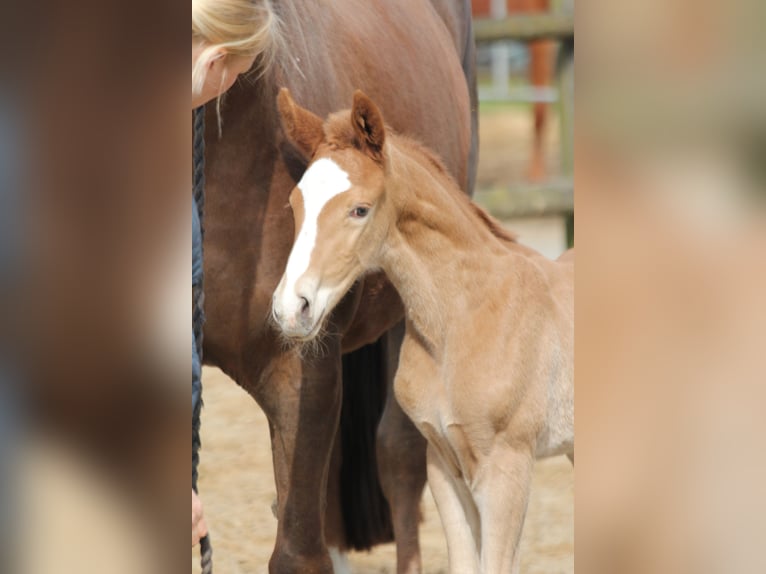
(200, 534, 213, 574)
(193, 106, 206, 229)
(192, 105, 205, 488)
(192, 105, 212, 573)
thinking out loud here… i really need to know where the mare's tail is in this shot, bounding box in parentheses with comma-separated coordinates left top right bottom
(339, 338, 394, 550)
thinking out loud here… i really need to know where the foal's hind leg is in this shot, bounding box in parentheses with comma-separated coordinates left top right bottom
(378, 322, 428, 574)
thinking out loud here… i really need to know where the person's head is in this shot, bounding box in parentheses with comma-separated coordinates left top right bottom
(192, 0, 278, 109)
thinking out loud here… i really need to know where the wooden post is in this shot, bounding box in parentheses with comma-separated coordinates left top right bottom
(557, 39, 574, 176)
(557, 39, 574, 247)
(490, 0, 510, 100)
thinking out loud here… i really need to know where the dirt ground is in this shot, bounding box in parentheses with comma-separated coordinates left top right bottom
(192, 106, 571, 573)
(193, 368, 573, 574)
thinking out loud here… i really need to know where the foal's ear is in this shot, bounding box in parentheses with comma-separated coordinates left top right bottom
(277, 88, 324, 161)
(351, 90, 386, 163)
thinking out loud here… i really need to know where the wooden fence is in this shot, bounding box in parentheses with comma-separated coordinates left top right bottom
(474, 13, 574, 42)
(473, 13, 574, 221)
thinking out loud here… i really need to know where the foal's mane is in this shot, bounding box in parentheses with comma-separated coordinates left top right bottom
(468, 201, 520, 245)
(323, 110, 518, 245)
(398, 136, 519, 245)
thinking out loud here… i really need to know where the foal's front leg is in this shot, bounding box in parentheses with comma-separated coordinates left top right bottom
(474, 446, 535, 574)
(427, 444, 481, 573)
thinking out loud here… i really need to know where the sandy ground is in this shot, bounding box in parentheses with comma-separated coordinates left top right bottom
(192, 106, 572, 573)
(193, 368, 573, 574)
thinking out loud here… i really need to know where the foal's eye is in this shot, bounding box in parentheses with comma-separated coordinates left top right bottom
(350, 206, 370, 219)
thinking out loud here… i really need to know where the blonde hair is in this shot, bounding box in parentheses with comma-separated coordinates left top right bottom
(192, 0, 278, 95)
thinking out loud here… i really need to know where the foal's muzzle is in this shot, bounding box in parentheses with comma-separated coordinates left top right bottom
(272, 282, 323, 340)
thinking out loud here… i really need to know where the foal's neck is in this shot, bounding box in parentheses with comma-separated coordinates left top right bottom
(379, 140, 517, 350)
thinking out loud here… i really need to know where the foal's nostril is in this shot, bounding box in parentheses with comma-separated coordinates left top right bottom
(299, 296, 310, 316)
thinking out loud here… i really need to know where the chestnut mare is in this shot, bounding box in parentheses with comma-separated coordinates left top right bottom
(201, 1, 477, 572)
(272, 89, 574, 574)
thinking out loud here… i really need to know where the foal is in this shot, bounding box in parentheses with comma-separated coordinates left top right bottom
(272, 88, 574, 574)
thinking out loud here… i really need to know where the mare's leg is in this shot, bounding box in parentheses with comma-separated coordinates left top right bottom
(427, 444, 481, 574)
(474, 447, 535, 574)
(250, 336, 343, 574)
(377, 323, 428, 574)
(323, 428, 347, 558)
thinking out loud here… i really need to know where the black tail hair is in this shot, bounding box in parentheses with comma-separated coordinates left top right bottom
(339, 338, 395, 549)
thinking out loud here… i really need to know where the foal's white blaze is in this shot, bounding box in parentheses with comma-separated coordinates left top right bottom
(274, 158, 351, 332)
(285, 158, 351, 286)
